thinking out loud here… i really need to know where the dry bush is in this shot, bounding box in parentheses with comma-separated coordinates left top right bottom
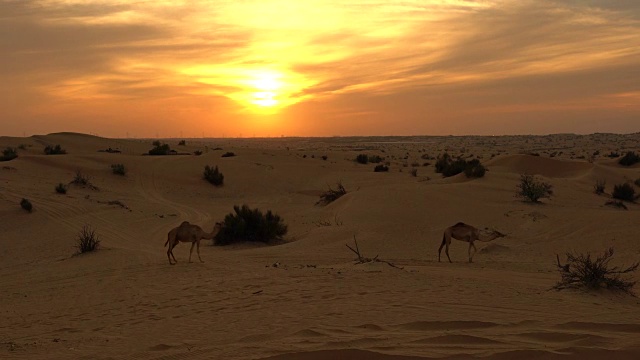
(374, 164, 389, 172)
(44, 144, 66, 155)
(554, 248, 638, 296)
(618, 151, 640, 166)
(316, 182, 347, 205)
(111, 163, 126, 176)
(593, 180, 606, 195)
(203, 165, 224, 186)
(1, 147, 18, 161)
(612, 183, 636, 202)
(76, 225, 100, 254)
(214, 205, 287, 245)
(605, 200, 627, 210)
(55, 183, 67, 194)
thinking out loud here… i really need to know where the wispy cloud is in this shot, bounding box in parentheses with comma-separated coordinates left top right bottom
(1, 0, 639, 136)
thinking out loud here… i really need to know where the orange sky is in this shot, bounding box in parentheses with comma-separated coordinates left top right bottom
(2, 0, 640, 137)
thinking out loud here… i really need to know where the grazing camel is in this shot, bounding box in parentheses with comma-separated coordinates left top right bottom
(164, 221, 222, 265)
(438, 222, 506, 263)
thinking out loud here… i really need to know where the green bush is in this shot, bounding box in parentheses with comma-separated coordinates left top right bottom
(612, 183, 636, 201)
(463, 159, 486, 178)
(55, 183, 67, 194)
(1, 147, 18, 161)
(148, 142, 171, 155)
(76, 225, 100, 254)
(516, 174, 553, 202)
(20, 198, 33, 212)
(214, 205, 287, 245)
(44, 144, 66, 155)
(436, 153, 486, 178)
(111, 164, 126, 176)
(619, 151, 640, 166)
(203, 165, 224, 186)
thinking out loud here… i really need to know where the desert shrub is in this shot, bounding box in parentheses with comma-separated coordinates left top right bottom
(516, 174, 553, 202)
(148, 142, 171, 155)
(1, 147, 18, 161)
(20, 198, 33, 212)
(355, 154, 368, 164)
(593, 180, 606, 195)
(618, 151, 640, 166)
(463, 159, 486, 178)
(203, 165, 224, 186)
(554, 248, 638, 295)
(17, 144, 27, 150)
(316, 182, 347, 205)
(111, 163, 126, 176)
(368, 155, 383, 163)
(55, 183, 67, 194)
(221, 152, 235, 158)
(76, 224, 100, 254)
(178, 140, 186, 146)
(374, 164, 389, 172)
(71, 170, 91, 186)
(321, 155, 328, 161)
(410, 168, 418, 177)
(612, 183, 636, 201)
(605, 200, 627, 210)
(635, 178, 640, 187)
(193, 150, 203, 156)
(44, 144, 66, 155)
(436, 153, 485, 178)
(214, 205, 287, 245)
(607, 151, 620, 158)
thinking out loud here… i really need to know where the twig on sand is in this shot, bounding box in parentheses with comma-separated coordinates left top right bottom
(346, 235, 403, 269)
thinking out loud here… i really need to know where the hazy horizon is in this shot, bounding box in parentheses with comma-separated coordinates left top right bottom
(2, 1, 639, 137)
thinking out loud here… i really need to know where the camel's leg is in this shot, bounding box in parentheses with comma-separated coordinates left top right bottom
(444, 239, 452, 263)
(196, 240, 203, 263)
(170, 242, 178, 264)
(438, 234, 446, 262)
(189, 242, 196, 263)
(167, 241, 177, 265)
(469, 242, 477, 263)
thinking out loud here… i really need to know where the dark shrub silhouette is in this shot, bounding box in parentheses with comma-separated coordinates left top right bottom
(221, 152, 235, 158)
(76, 225, 100, 254)
(55, 183, 67, 194)
(554, 248, 638, 295)
(516, 174, 553, 202)
(619, 151, 640, 166)
(111, 164, 126, 176)
(356, 154, 368, 164)
(194, 150, 203, 156)
(148, 142, 171, 155)
(20, 198, 33, 212)
(317, 182, 347, 205)
(605, 200, 627, 210)
(1, 147, 18, 161)
(594, 180, 606, 195)
(374, 164, 389, 172)
(44, 144, 66, 155)
(463, 159, 486, 178)
(203, 165, 224, 186)
(612, 183, 636, 201)
(436, 153, 486, 178)
(635, 178, 640, 187)
(214, 205, 287, 245)
(178, 140, 186, 146)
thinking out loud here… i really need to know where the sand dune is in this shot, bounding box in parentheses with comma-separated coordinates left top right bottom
(1, 133, 640, 359)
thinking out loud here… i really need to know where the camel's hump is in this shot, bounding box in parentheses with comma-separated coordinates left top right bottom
(453, 222, 467, 227)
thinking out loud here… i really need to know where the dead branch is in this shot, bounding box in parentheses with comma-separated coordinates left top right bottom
(346, 236, 404, 269)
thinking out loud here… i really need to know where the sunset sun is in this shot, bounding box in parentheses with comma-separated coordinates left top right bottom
(250, 72, 281, 108)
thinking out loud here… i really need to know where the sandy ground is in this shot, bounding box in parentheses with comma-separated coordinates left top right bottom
(1, 132, 640, 359)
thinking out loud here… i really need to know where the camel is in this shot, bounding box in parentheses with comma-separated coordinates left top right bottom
(164, 221, 222, 265)
(438, 222, 506, 263)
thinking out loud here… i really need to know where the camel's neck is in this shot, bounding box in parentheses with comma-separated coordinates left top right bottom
(477, 233, 500, 242)
(205, 228, 220, 239)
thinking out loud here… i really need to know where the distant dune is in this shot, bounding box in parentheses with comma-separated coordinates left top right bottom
(1, 132, 639, 359)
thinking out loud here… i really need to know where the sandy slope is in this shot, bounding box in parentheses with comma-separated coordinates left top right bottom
(1, 132, 640, 359)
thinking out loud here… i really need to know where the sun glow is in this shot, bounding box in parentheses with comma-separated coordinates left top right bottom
(250, 72, 281, 107)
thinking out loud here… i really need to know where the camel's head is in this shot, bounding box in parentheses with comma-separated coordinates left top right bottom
(213, 222, 223, 231)
(484, 227, 507, 238)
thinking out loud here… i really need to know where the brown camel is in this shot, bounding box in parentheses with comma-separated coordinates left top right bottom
(164, 221, 222, 265)
(438, 222, 506, 263)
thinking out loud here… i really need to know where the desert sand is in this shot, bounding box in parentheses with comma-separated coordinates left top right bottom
(1, 132, 640, 359)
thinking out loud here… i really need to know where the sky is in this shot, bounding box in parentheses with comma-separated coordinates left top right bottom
(1, 0, 639, 138)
